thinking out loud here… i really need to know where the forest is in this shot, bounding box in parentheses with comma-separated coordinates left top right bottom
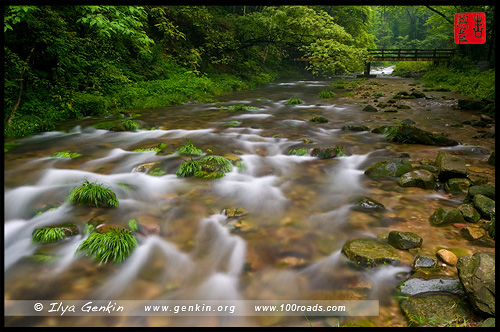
(3, 5, 496, 138)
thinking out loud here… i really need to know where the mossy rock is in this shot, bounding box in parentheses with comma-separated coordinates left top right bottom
(342, 124, 369, 132)
(444, 178, 471, 194)
(388, 231, 423, 250)
(429, 207, 465, 226)
(400, 295, 473, 327)
(309, 116, 328, 123)
(487, 151, 495, 166)
(341, 238, 400, 268)
(397, 170, 436, 189)
(394, 124, 458, 146)
(435, 151, 468, 181)
(457, 204, 481, 223)
(362, 105, 378, 112)
(467, 184, 495, 200)
(472, 194, 495, 219)
(351, 196, 386, 212)
(364, 159, 413, 179)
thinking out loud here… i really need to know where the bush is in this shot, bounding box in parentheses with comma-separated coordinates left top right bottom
(72, 92, 112, 117)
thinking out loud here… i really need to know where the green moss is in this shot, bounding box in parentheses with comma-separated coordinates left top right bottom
(309, 116, 328, 123)
(66, 179, 119, 208)
(220, 104, 259, 111)
(288, 148, 309, 156)
(76, 227, 138, 264)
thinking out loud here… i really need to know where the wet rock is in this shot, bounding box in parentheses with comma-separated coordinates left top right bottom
(479, 317, 495, 327)
(370, 125, 391, 134)
(392, 123, 459, 146)
(472, 194, 495, 219)
(435, 151, 468, 181)
(133, 162, 161, 173)
(456, 252, 495, 316)
(309, 116, 329, 123)
(458, 99, 486, 110)
(362, 105, 378, 112)
(399, 295, 473, 327)
(487, 151, 495, 166)
(397, 271, 464, 296)
(460, 226, 487, 241)
(342, 125, 369, 132)
(351, 196, 386, 212)
(397, 170, 436, 189)
(387, 231, 423, 250)
(310, 146, 340, 159)
(488, 219, 495, 239)
(444, 178, 471, 194)
(364, 159, 413, 179)
(410, 90, 426, 98)
(429, 207, 465, 226)
(412, 255, 438, 270)
(436, 249, 458, 266)
(457, 204, 481, 223)
(468, 184, 495, 200)
(341, 238, 400, 268)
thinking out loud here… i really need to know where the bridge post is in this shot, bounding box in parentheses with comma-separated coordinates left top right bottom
(357, 61, 377, 78)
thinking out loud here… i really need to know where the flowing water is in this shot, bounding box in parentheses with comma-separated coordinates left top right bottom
(4, 73, 495, 327)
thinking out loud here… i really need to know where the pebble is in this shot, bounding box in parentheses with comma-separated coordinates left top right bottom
(436, 249, 458, 266)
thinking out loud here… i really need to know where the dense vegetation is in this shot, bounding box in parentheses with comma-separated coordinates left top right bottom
(4, 5, 495, 138)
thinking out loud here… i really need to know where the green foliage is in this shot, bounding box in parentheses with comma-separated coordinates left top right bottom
(128, 219, 139, 232)
(177, 138, 203, 156)
(223, 120, 242, 127)
(288, 148, 309, 156)
(132, 143, 166, 153)
(32, 227, 67, 244)
(67, 179, 119, 208)
(285, 98, 303, 105)
(176, 155, 233, 179)
(318, 90, 337, 98)
(309, 116, 329, 123)
(76, 227, 138, 264)
(176, 159, 202, 177)
(51, 151, 82, 159)
(220, 104, 259, 111)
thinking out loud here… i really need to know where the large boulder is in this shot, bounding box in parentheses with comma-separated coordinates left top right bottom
(364, 159, 413, 179)
(456, 252, 495, 317)
(397, 170, 436, 189)
(435, 151, 468, 181)
(341, 238, 400, 268)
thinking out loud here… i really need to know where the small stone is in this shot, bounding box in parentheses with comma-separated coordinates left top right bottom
(436, 249, 458, 266)
(412, 255, 438, 270)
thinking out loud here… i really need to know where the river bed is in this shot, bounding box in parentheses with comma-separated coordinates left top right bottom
(4, 73, 495, 327)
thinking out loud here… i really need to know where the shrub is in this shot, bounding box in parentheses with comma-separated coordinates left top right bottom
(76, 227, 138, 264)
(66, 179, 119, 208)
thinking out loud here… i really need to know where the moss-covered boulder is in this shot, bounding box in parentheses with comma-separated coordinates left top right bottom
(342, 124, 369, 132)
(397, 271, 464, 296)
(456, 252, 495, 317)
(341, 238, 400, 268)
(387, 231, 423, 249)
(310, 146, 338, 159)
(457, 204, 481, 223)
(472, 194, 495, 219)
(444, 178, 471, 194)
(399, 295, 473, 327)
(435, 151, 468, 181)
(429, 207, 465, 226)
(397, 170, 436, 189)
(468, 184, 495, 200)
(364, 158, 413, 179)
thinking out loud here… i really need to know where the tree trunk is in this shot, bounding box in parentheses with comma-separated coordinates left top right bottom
(7, 46, 35, 126)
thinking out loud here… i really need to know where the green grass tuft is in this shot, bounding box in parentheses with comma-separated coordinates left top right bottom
(284, 98, 303, 105)
(32, 227, 67, 244)
(76, 227, 138, 264)
(319, 90, 337, 98)
(177, 138, 203, 156)
(67, 179, 119, 208)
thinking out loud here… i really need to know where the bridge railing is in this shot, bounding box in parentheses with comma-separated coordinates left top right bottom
(368, 49, 455, 59)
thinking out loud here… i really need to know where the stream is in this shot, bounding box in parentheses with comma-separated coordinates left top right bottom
(4, 72, 495, 327)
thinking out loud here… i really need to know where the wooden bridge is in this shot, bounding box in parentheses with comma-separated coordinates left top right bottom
(362, 48, 456, 77)
(291, 48, 456, 77)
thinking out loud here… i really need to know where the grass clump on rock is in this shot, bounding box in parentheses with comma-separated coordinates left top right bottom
(67, 179, 119, 208)
(32, 223, 79, 244)
(284, 98, 303, 105)
(319, 90, 337, 98)
(76, 227, 138, 264)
